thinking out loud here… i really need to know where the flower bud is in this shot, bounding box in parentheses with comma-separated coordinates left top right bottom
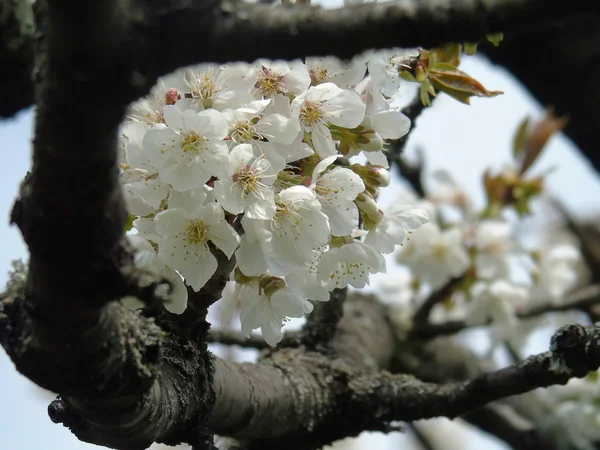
(361, 209, 384, 230)
(165, 88, 180, 105)
(351, 164, 390, 188)
(355, 192, 379, 215)
(358, 132, 383, 152)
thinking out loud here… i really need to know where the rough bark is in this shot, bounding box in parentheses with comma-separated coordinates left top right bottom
(2, 0, 600, 450)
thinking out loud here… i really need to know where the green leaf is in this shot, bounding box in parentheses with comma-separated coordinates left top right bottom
(429, 64, 502, 105)
(124, 214, 136, 232)
(464, 42, 479, 56)
(486, 33, 504, 47)
(512, 116, 531, 160)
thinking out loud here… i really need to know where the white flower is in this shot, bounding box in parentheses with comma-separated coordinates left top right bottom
(535, 243, 586, 301)
(365, 204, 429, 254)
(220, 278, 260, 327)
(398, 223, 470, 288)
(253, 60, 311, 99)
(225, 99, 300, 147)
(367, 48, 418, 111)
(291, 83, 366, 157)
(318, 241, 386, 290)
(235, 216, 272, 277)
(285, 245, 330, 302)
(122, 172, 170, 216)
(474, 219, 515, 279)
(239, 281, 313, 346)
(269, 186, 331, 272)
(214, 144, 277, 219)
(124, 235, 188, 314)
(305, 55, 367, 88)
(466, 280, 528, 327)
(223, 99, 301, 172)
(126, 79, 178, 127)
(143, 107, 229, 191)
(121, 121, 157, 173)
(154, 203, 239, 291)
(179, 63, 256, 110)
(466, 280, 531, 352)
(310, 156, 365, 236)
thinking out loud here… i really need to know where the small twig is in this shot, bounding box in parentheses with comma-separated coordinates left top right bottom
(411, 284, 600, 339)
(207, 329, 301, 349)
(521, 284, 600, 318)
(387, 96, 431, 197)
(412, 276, 465, 325)
(463, 404, 550, 450)
(208, 329, 271, 349)
(300, 288, 347, 351)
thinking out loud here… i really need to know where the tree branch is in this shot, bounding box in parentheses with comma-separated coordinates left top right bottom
(300, 287, 347, 351)
(3, 0, 598, 118)
(387, 96, 430, 197)
(411, 284, 600, 339)
(0, 0, 35, 118)
(463, 404, 552, 450)
(208, 329, 270, 349)
(412, 276, 466, 326)
(209, 319, 600, 448)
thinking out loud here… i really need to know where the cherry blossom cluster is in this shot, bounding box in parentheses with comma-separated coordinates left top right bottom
(388, 169, 589, 352)
(119, 50, 430, 345)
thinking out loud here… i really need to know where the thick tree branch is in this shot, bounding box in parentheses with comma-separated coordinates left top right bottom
(3, 0, 600, 449)
(209, 314, 600, 448)
(3, 0, 598, 118)
(0, 0, 35, 118)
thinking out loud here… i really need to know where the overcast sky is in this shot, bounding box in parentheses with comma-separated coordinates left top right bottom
(1, 54, 599, 450)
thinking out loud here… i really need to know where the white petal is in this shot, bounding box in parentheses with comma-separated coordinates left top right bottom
(312, 155, 340, 179)
(371, 110, 411, 139)
(155, 209, 190, 236)
(311, 123, 337, 157)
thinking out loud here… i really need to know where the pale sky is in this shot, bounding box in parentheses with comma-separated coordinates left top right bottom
(1, 54, 599, 450)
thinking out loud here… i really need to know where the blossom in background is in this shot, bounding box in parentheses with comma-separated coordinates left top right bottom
(365, 203, 430, 254)
(534, 243, 586, 301)
(473, 219, 516, 279)
(398, 222, 470, 288)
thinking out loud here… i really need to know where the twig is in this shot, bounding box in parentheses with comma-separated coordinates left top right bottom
(551, 198, 600, 280)
(463, 404, 551, 450)
(352, 324, 600, 424)
(411, 284, 600, 339)
(387, 96, 430, 197)
(208, 329, 270, 349)
(412, 276, 466, 325)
